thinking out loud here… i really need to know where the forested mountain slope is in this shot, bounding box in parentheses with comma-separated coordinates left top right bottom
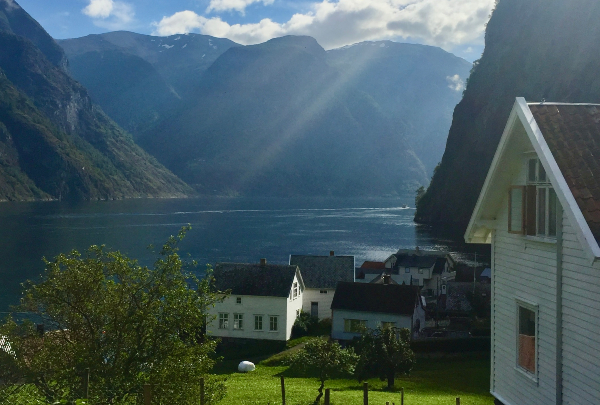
(0, 1, 192, 201)
(415, 0, 600, 231)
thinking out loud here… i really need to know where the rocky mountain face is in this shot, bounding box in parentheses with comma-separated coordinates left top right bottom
(415, 0, 600, 232)
(327, 41, 470, 174)
(61, 31, 470, 197)
(138, 36, 434, 196)
(0, 0, 192, 201)
(59, 32, 238, 136)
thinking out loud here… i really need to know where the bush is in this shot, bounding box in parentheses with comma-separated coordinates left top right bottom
(291, 312, 332, 339)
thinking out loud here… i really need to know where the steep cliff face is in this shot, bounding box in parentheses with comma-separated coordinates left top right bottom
(0, 1, 193, 201)
(415, 0, 600, 232)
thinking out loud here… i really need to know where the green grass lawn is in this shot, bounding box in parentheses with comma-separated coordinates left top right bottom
(214, 354, 493, 405)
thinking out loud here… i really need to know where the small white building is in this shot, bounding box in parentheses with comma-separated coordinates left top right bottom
(207, 260, 304, 341)
(330, 280, 425, 341)
(466, 98, 600, 405)
(356, 249, 455, 297)
(289, 251, 354, 319)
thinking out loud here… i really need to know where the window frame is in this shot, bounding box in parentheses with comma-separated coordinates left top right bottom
(293, 282, 298, 299)
(269, 315, 279, 332)
(236, 297, 242, 304)
(254, 314, 263, 331)
(515, 299, 539, 381)
(233, 313, 243, 330)
(343, 319, 367, 333)
(218, 313, 229, 329)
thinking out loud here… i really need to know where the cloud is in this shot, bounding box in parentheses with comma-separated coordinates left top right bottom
(152, 0, 495, 51)
(446, 74, 464, 92)
(82, 0, 134, 30)
(207, 0, 275, 14)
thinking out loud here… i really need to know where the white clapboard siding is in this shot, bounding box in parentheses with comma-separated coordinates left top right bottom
(302, 288, 335, 319)
(560, 215, 600, 403)
(491, 192, 558, 405)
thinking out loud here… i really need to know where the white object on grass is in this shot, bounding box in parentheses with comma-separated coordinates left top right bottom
(238, 361, 256, 372)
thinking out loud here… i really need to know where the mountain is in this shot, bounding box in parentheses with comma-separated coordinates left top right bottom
(0, 0, 193, 201)
(415, 0, 600, 232)
(137, 36, 431, 197)
(59, 32, 239, 135)
(327, 41, 471, 173)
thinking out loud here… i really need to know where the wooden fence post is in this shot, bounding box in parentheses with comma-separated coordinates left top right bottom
(280, 376, 286, 405)
(324, 388, 330, 405)
(456, 397, 461, 405)
(143, 384, 152, 405)
(363, 382, 368, 405)
(200, 377, 205, 405)
(401, 387, 404, 405)
(82, 368, 90, 400)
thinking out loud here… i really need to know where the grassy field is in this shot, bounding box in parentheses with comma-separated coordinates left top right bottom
(214, 354, 493, 405)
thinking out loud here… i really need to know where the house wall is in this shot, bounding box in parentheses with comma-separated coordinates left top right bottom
(331, 309, 412, 340)
(285, 274, 305, 340)
(491, 165, 558, 405)
(302, 288, 335, 319)
(560, 214, 600, 404)
(207, 273, 303, 341)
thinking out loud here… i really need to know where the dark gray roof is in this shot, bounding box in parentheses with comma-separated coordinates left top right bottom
(331, 282, 419, 316)
(289, 255, 354, 289)
(370, 274, 399, 284)
(214, 263, 299, 297)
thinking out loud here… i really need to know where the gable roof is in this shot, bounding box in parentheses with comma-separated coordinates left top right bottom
(360, 261, 386, 269)
(214, 263, 301, 297)
(529, 104, 600, 242)
(289, 255, 354, 289)
(465, 98, 600, 260)
(394, 254, 438, 269)
(331, 282, 419, 316)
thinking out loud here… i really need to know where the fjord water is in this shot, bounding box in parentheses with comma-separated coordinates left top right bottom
(0, 197, 466, 312)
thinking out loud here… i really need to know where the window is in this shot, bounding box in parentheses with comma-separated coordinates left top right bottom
(269, 316, 278, 331)
(236, 297, 242, 304)
(405, 267, 410, 273)
(381, 321, 396, 329)
(418, 268, 423, 274)
(218, 313, 229, 329)
(344, 319, 366, 333)
(517, 301, 537, 375)
(320, 290, 328, 294)
(254, 315, 263, 331)
(233, 313, 243, 330)
(293, 282, 298, 299)
(508, 159, 559, 237)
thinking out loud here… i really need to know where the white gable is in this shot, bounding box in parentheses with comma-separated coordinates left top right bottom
(465, 97, 600, 261)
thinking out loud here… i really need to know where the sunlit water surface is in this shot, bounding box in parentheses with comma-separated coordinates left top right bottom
(0, 196, 473, 312)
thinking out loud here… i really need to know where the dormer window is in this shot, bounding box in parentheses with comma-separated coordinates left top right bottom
(509, 158, 558, 238)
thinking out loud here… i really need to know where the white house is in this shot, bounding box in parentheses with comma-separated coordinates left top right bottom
(289, 251, 354, 319)
(207, 259, 304, 341)
(330, 280, 425, 341)
(356, 249, 455, 297)
(466, 98, 600, 405)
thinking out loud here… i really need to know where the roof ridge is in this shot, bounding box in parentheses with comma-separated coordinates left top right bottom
(528, 102, 600, 106)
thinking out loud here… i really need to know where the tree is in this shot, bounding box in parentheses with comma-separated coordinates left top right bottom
(0, 226, 225, 404)
(415, 186, 426, 207)
(291, 337, 358, 404)
(354, 326, 415, 389)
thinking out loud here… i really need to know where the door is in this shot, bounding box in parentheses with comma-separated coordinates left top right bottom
(311, 302, 318, 318)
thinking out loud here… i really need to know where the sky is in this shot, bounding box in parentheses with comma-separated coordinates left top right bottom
(16, 0, 495, 61)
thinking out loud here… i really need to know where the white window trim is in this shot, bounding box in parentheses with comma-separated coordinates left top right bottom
(233, 313, 244, 330)
(253, 314, 263, 331)
(218, 313, 229, 330)
(269, 315, 279, 332)
(515, 298, 539, 384)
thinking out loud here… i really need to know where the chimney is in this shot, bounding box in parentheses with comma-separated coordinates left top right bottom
(383, 274, 391, 285)
(260, 258, 267, 266)
(329, 251, 335, 257)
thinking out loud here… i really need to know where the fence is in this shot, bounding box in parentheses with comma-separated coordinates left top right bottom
(1, 374, 467, 405)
